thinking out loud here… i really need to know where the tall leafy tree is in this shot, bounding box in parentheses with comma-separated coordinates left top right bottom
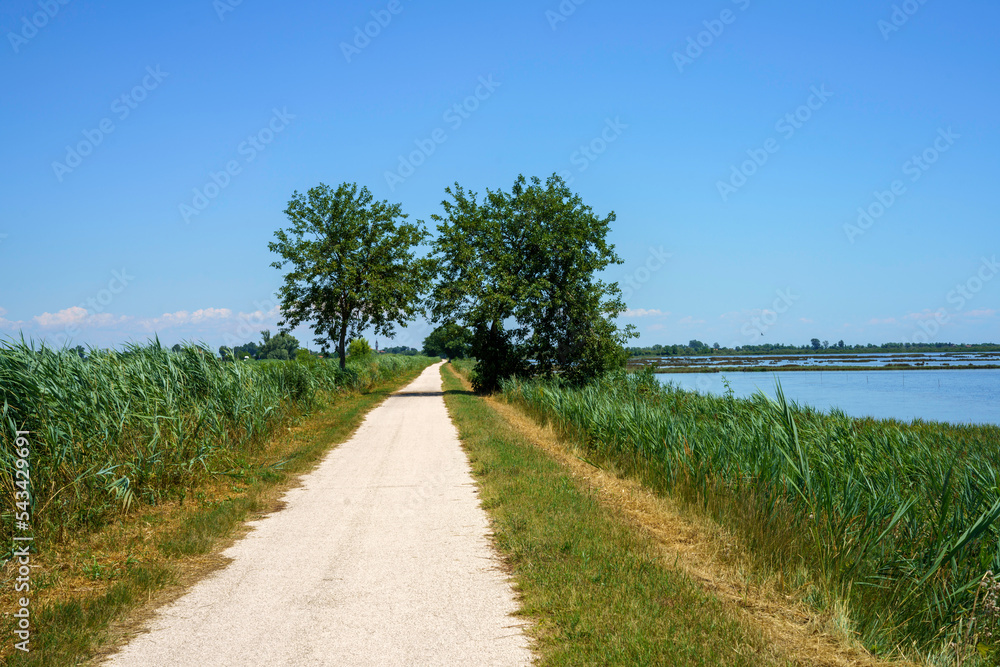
(431, 174, 635, 391)
(258, 329, 299, 360)
(422, 323, 472, 359)
(269, 182, 434, 368)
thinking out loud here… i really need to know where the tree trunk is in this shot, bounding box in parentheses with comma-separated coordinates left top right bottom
(337, 323, 348, 370)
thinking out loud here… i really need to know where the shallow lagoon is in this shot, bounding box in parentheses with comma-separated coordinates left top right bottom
(660, 369, 1000, 426)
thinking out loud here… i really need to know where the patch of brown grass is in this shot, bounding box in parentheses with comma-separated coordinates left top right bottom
(0, 361, 433, 665)
(449, 364, 915, 666)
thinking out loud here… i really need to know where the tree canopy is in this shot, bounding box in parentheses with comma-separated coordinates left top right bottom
(259, 329, 299, 360)
(430, 174, 634, 391)
(422, 323, 472, 359)
(269, 182, 434, 368)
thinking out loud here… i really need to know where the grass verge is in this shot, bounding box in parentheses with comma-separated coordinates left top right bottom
(1, 358, 433, 666)
(441, 361, 790, 666)
(501, 368, 1000, 662)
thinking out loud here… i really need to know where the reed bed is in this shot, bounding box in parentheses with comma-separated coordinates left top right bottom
(0, 338, 430, 545)
(502, 369, 1000, 658)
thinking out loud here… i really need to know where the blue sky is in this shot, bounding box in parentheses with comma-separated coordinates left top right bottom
(1, 0, 997, 352)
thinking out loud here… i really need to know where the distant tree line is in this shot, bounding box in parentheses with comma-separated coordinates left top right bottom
(381, 345, 420, 356)
(627, 341, 1000, 357)
(218, 330, 304, 361)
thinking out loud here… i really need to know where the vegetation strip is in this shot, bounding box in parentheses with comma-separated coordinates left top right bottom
(441, 362, 789, 666)
(648, 364, 1000, 373)
(478, 376, 904, 666)
(1, 356, 433, 665)
(501, 369, 1000, 663)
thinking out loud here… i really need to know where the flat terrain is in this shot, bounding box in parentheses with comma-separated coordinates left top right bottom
(104, 362, 532, 666)
(630, 351, 1000, 373)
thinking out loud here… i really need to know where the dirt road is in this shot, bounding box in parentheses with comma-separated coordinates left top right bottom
(105, 362, 532, 666)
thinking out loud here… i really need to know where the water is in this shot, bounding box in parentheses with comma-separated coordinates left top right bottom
(651, 351, 1000, 369)
(659, 369, 1000, 427)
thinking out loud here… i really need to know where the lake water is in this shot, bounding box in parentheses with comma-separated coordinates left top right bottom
(659, 369, 1000, 427)
(649, 351, 1000, 370)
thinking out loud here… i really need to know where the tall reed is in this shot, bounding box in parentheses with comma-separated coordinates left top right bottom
(0, 338, 429, 544)
(503, 369, 1000, 656)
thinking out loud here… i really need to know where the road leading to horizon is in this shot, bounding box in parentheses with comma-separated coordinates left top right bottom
(105, 362, 532, 666)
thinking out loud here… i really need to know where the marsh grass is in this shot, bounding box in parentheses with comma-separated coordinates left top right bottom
(442, 362, 790, 666)
(0, 348, 433, 665)
(0, 337, 430, 547)
(502, 368, 1000, 660)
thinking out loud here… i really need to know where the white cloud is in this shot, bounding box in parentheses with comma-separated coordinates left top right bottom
(33, 306, 132, 329)
(190, 307, 233, 323)
(624, 308, 667, 318)
(140, 307, 235, 330)
(0, 306, 22, 329)
(34, 306, 89, 327)
(904, 310, 943, 322)
(678, 315, 707, 326)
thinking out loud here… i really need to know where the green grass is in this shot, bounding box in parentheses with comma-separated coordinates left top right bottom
(501, 368, 1000, 661)
(441, 362, 789, 666)
(0, 338, 433, 545)
(5, 564, 176, 665)
(1, 354, 434, 666)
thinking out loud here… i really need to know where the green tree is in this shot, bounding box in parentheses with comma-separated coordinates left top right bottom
(811, 338, 822, 351)
(383, 346, 419, 356)
(430, 174, 634, 391)
(347, 337, 373, 359)
(422, 323, 472, 359)
(258, 329, 299, 360)
(269, 182, 434, 369)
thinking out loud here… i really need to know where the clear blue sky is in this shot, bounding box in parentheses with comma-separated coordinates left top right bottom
(2, 0, 997, 352)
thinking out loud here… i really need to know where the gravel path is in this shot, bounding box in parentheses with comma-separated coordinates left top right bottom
(105, 362, 532, 666)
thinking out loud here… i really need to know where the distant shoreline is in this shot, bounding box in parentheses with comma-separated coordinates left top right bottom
(642, 363, 1000, 374)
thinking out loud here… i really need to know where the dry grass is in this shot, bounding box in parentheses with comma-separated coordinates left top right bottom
(0, 360, 433, 666)
(449, 358, 917, 665)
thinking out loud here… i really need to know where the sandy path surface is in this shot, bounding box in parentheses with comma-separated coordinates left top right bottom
(105, 362, 532, 666)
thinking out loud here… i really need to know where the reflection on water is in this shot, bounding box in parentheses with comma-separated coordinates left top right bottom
(659, 369, 1000, 426)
